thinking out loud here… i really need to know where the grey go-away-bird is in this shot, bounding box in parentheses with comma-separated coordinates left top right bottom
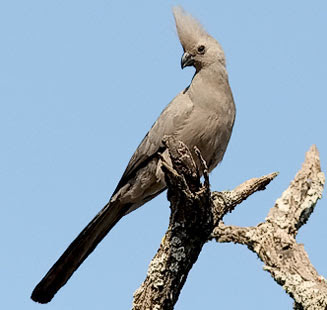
(31, 7, 236, 303)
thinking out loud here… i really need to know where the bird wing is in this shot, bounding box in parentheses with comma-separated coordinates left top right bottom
(113, 91, 194, 194)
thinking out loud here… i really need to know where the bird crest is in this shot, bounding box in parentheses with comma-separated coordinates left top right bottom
(173, 6, 209, 51)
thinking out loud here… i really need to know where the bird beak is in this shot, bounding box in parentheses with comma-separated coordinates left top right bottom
(181, 52, 194, 69)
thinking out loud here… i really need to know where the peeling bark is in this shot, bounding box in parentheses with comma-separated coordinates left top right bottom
(132, 137, 277, 310)
(212, 145, 327, 309)
(132, 140, 326, 310)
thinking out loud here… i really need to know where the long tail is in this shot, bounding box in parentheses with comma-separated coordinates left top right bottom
(31, 199, 128, 303)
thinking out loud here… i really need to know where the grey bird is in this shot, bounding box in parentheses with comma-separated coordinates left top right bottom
(31, 7, 236, 303)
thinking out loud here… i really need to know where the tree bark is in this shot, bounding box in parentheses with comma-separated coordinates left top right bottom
(212, 145, 327, 309)
(132, 137, 278, 310)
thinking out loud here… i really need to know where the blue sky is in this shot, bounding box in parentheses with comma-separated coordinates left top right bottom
(1, 1, 327, 309)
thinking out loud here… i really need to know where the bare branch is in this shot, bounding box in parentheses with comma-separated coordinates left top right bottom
(211, 172, 278, 218)
(134, 140, 326, 309)
(211, 222, 255, 246)
(132, 137, 276, 310)
(214, 145, 327, 309)
(266, 145, 325, 235)
(133, 137, 212, 310)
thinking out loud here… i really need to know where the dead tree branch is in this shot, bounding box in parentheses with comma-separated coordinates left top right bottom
(132, 137, 277, 310)
(212, 145, 327, 310)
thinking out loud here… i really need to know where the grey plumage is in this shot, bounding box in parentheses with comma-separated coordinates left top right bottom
(31, 6, 236, 303)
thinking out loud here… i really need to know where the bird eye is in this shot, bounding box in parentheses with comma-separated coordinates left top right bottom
(197, 45, 205, 54)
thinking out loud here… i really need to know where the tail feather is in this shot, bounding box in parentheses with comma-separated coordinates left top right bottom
(31, 200, 127, 304)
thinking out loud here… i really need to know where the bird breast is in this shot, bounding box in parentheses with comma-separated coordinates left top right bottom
(177, 70, 235, 171)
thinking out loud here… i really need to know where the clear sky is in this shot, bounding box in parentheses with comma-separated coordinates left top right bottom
(1, 1, 327, 309)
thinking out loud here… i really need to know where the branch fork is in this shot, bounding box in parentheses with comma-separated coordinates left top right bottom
(133, 137, 278, 310)
(133, 138, 326, 310)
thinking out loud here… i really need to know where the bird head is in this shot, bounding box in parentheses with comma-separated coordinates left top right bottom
(173, 7, 226, 72)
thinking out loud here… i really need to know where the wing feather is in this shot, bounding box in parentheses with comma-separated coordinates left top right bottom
(113, 92, 194, 194)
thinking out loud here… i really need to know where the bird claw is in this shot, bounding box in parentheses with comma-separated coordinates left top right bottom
(194, 146, 210, 191)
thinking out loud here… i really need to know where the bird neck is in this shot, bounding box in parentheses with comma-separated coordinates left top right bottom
(189, 63, 229, 97)
(196, 62, 228, 81)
